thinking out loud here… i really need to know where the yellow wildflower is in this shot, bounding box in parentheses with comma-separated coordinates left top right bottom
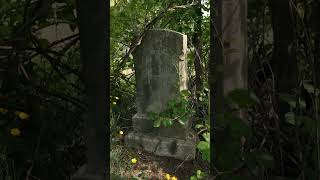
(165, 174, 171, 180)
(18, 112, 29, 120)
(10, 128, 21, 136)
(115, 97, 119, 100)
(0, 108, 8, 114)
(171, 176, 177, 180)
(112, 102, 117, 105)
(119, 130, 124, 135)
(131, 158, 137, 164)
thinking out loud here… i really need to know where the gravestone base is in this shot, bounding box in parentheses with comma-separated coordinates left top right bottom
(72, 165, 105, 180)
(125, 131, 197, 160)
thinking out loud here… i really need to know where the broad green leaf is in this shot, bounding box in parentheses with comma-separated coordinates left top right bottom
(216, 141, 242, 170)
(197, 141, 210, 151)
(227, 89, 259, 108)
(197, 141, 210, 161)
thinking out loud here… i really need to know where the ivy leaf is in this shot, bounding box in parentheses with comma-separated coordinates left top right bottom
(162, 118, 173, 128)
(202, 132, 210, 142)
(181, 89, 191, 97)
(197, 141, 210, 162)
(153, 118, 161, 128)
(190, 176, 198, 180)
(196, 170, 205, 179)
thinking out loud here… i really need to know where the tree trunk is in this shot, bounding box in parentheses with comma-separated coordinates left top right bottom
(209, 0, 223, 174)
(269, 0, 298, 92)
(74, 0, 108, 177)
(210, 0, 247, 173)
(193, 0, 204, 117)
(269, 0, 298, 118)
(222, 0, 248, 97)
(193, 0, 203, 93)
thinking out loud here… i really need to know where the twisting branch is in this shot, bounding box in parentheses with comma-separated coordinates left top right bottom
(111, 2, 197, 84)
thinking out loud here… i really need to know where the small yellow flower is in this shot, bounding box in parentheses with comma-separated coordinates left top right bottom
(10, 128, 21, 136)
(171, 176, 177, 180)
(17, 112, 29, 120)
(0, 108, 8, 114)
(112, 102, 117, 105)
(119, 130, 124, 135)
(115, 97, 119, 100)
(131, 158, 137, 164)
(165, 174, 171, 180)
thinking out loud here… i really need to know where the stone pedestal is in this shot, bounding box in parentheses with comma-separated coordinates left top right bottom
(72, 165, 105, 180)
(125, 29, 196, 160)
(125, 132, 196, 160)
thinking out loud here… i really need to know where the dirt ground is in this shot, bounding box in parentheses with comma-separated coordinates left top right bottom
(121, 149, 211, 180)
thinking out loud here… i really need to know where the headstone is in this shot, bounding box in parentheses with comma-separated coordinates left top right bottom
(125, 29, 196, 160)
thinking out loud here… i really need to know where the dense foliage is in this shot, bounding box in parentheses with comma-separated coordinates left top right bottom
(0, 0, 319, 179)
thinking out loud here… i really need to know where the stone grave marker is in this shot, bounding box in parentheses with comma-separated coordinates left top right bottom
(125, 29, 196, 160)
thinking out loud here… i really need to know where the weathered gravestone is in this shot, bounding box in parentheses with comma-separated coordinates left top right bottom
(125, 29, 196, 160)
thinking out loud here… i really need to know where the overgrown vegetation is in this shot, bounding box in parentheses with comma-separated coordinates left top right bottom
(0, 0, 319, 179)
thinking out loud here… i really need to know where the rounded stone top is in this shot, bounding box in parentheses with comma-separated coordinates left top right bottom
(146, 29, 187, 37)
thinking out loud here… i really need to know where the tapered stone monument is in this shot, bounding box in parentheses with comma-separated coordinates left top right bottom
(125, 29, 196, 160)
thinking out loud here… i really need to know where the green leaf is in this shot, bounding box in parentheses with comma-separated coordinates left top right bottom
(38, 38, 50, 49)
(227, 89, 259, 108)
(0, 25, 10, 38)
(196, 170, 205, 179)
(195, 124, 204, 129)
(197, 141, 210, 151)
(162, 118, 173, 128)
(243, 152, 259, 174)
(216, 141, 242, 170)
(181, 89, 191, 97)
(148, 112, 158, 121)
(177, 118, 186, 125)
(190, 176, 198, 180)
(285, 112, 295, 125)
(224, 113, 252, 138)
(197, 141, 210, 162)
(303, 81, 320, 95)
(301, 116, 319, 137)
(202, 132, 210, 142)
(153, 118, 161, 128)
